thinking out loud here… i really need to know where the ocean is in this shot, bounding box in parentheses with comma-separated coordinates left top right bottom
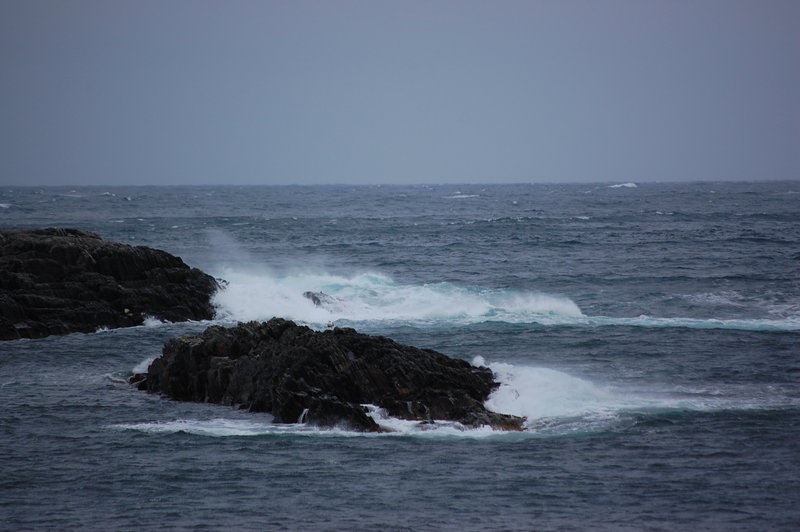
(1, 181, 799, 531)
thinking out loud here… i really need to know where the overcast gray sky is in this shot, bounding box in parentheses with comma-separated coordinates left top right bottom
(1, 0, 798, 186)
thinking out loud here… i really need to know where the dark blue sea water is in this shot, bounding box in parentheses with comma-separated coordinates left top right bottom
(1, 182, 799, 531)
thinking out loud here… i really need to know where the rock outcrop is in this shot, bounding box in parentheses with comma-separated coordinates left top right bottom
(302, 290, 344, 311)
(0, 228, 218, 340)
(135, 318, 524, 432)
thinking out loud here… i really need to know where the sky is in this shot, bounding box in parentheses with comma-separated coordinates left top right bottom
(1, 0, 798, 186)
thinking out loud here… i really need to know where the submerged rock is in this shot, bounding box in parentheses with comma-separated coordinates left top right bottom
(302, 290, 344, 311)
(0, 228, 218, 340)
(135, 318, 524, 432)
(303, 290, 333, 307)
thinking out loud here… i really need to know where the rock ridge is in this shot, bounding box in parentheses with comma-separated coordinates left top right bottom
(135, 318, 524, 432)
(0, 227, 218, 340)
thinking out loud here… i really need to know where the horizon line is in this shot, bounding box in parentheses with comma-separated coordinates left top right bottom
(4, 178, 800, 188)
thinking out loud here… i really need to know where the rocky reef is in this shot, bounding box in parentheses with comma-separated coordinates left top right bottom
(134, 318, 524, 432)
(0, 228, 218, 340)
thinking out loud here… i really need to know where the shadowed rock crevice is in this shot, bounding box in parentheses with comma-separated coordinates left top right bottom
(136, 318, 525, 432)
(0, 228, 218, 340)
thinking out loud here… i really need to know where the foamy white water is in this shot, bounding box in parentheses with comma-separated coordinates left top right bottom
(481, 358, 625, 423)
(113, 418, 284, 437)
(211, 267, 583, 326)
(477, 357, 799, 433)
(475, 358, 684, 433)
(210, 267, 800, 332)
(587, 315, 800, 332)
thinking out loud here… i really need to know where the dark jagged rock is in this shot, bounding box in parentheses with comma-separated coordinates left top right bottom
(0, 228, 219, 340)
(135, 318, 525, 432)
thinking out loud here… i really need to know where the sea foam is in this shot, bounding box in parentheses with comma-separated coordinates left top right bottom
(477, 357, 800, 433)
(112, 418, 281, 437)
(209, 267, 800, 331)
(476, 358, 659, 433)
(211, 267, 583, 326)
(586, 315, 800, 332)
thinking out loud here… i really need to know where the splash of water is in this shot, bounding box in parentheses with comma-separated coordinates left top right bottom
(211, 268, 583, 326)
(210, 267, 800, 331)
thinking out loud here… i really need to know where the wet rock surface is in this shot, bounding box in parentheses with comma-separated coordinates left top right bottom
(0, 228, 218, 340)
(135, 318, 525, 432)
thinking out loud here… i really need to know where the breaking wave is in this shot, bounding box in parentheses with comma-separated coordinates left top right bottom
(211, 268, 583, 326)
(477, 358, 798, 433)
(210, 268, 800, 332)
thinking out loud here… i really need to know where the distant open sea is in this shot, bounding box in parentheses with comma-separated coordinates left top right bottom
(1, 182, 799, 531)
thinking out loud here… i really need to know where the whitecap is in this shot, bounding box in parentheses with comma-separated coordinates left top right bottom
(584, 314, 800, 332)
(142, 316, 169, 327)
(111, 412, 515, 440)
(110, 417, 401, 438)
(211, 268, 583, 326)
(480, 359, 630, 427)
(608, 182, 638, 188)
(477, 357, 800, 434)
(363, 405, 506, 439)
(207, 265, 800, 332)
(111, 418, 280, 437)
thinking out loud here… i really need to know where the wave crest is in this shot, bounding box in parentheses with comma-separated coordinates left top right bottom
(209, 268, 800, 331)
(211, 268, 583, 326)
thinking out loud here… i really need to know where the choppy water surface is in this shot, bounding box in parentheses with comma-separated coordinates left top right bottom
(1, 182, 799, 530)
